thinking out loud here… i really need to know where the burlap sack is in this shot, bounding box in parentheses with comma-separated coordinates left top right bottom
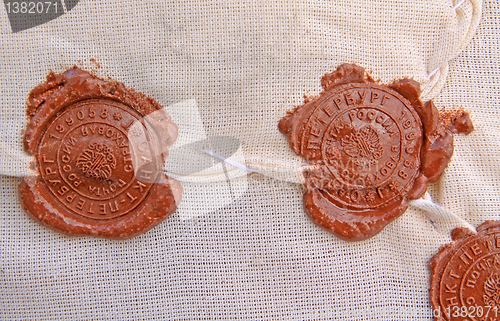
(2, 0, 497, 319)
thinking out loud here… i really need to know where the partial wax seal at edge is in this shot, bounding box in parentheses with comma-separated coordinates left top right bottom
(429, 221, 500, 321)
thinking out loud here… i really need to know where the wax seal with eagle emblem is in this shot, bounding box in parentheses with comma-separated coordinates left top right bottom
(279, 64, 473, 241)
(18, 67, 182, 239)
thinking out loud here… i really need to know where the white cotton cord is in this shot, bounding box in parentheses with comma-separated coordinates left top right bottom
(453, 0, 466, 10)
(427, 67, 440, 78)
(60, 0, 68, 13)
(410, 193, 476, 234)
(197, 150, 481, 238)
(426, 0, 467, 79)
(241, 157, 306, 183)
(201, 149, 254, 173)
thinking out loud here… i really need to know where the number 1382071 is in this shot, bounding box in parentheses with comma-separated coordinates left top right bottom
(5, 1, 58, 14)
(433, 305, 499, 319)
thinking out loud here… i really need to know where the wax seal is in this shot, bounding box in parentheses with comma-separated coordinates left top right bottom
(429, 221, 500, 320)
(18, 67, 182, 239)
(279, 64, 473, 241)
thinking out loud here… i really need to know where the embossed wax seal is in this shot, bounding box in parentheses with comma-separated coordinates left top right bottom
(279, 64, 473, 241)
(429, 221, 500, 320)
(18, 67, 182, 239)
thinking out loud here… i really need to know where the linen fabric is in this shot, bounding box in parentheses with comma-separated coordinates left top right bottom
(2, 0, 498, 319)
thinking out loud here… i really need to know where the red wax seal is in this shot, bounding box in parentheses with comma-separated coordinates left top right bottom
(18, 67, 182, 239)
(429, 221, 500, 320)
(279, 64, 473, 241)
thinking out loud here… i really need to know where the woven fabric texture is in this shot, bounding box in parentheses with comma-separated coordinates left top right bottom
(1, 0, 498, 320)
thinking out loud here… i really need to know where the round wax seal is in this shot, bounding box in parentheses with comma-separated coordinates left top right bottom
(18, 67, 182, 239)
(429, 221, 500, 320)
(279, 64, 473, 241)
